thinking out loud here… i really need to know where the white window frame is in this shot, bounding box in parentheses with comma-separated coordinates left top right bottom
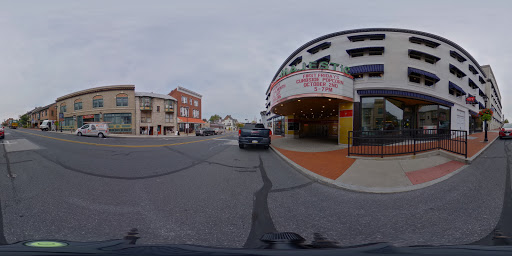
(181, 96, 187, 104)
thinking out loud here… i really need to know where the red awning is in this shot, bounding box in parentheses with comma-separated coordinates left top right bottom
(177, 117, 205, 124)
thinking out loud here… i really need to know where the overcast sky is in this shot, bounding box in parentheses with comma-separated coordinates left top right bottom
(0, 0, 510, 123)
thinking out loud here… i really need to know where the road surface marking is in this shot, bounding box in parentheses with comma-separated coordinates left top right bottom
(4, 139, 41, 152)
(15, 130, 231, 148)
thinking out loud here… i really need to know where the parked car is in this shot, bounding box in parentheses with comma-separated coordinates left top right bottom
(196, 128, 215, 136)
(214, 128, 223, 135)
(40, 120, 56, 131)
(0, 125, 4, 139)
(238, 123, 271, 149)
(75, 123, 109, 138)
(499, 123, 512, 139)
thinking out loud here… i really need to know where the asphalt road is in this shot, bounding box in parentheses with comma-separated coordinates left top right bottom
(0, 128, 509, 248)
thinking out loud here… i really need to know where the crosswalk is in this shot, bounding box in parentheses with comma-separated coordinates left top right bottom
(1, 139, 41, 152)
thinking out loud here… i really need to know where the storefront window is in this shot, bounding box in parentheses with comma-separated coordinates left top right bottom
(438, 106, 451, 129)
(418, 105, 439, 129)
(362, 97, 385, 131)
(385, 99, 404, 130)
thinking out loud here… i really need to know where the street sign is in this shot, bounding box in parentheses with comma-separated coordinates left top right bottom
(59, 113, 64, 118)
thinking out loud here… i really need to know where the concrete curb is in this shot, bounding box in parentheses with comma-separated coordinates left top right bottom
(270, 145, 470, 194)
(466, 135, 499, 164)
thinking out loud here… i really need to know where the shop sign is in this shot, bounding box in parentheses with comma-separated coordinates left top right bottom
(466, 96, 476, 104)
(83, 114, 94, 119)
(270, 70, 354, 109)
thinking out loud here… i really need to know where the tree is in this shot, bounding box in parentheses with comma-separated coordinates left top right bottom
(19, 114, 29, 127)
(236, 123, 244, 128)
(505, 119, 509, 124)
(209, 114, 222, 123)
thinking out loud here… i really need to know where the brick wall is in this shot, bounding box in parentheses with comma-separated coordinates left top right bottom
(169, 89, 202, 120)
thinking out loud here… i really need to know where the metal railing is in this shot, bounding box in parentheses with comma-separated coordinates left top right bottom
(348, 129, 467, 158)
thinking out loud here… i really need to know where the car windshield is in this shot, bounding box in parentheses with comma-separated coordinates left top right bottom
(0, 1, 510, 253)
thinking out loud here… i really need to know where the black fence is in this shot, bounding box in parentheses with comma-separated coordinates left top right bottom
(348, 129, 467, 158)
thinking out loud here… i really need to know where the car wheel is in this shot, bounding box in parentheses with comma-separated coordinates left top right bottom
(77, 132, 82, 136)
(0, 136, 4, 139)
(239, 144, 244, 149)
(98, 133, 105, 138)
(264, 145, 270, 149)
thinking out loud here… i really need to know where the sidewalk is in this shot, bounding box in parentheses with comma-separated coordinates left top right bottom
(271, 130, 499, 193)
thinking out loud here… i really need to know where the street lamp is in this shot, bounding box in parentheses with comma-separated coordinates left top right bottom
(483, 95, 489, 142)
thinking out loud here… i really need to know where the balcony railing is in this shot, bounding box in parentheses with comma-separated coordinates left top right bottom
(140, 104, 152, 111)
(165, 106, 174, 112)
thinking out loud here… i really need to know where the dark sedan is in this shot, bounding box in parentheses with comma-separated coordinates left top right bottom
(196, 128, 215, 136)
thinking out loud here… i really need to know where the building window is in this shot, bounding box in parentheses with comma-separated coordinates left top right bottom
(409, 74, 421, 83)
(347, 34, 385, 42)
(180, 107, 189, 117)
(424, 77, 436, 86)
(450, 51, 467, 63)
(361, 97, 385, 131)
(93, 96, 103, 108)
(141, 97, 151, 108)
(409, 52, 422, 60)
(193, 109, 199, 118)
(424, 56, 437, 64)
(350, 50, 364, 57)
(194, 100, 198, 107)
(353, 74, 364, 80)
(74, 100, 82, 111)
(165, 113, 173, 122)
(409, 37, 440, 48)
(181, 96, 187, 104)
(165, 100, 174, 110)
(141, 112, 152, 123)
(368, 49, 383, 56)
(104, 113, 132, 125)
(368, 72, 383, 78)
(449, 88, 464, 97)
(189, 98, 193, 105)
(449, 64, 466, 78)
(51, 110, 54, 116)
(116, 94, 129, 107)
(157, 106, 160, 112)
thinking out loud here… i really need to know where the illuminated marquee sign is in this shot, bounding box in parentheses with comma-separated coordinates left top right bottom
(279, 61, 350, 78)
(269, 70, 354, 109)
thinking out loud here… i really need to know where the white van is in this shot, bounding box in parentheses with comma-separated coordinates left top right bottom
(40, 120, 56, 131)
(75, 123, 109, 138)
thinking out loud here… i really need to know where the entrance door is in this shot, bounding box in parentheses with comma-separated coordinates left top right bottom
(157, 125, 161, 135)
(456, 109, 465, 130)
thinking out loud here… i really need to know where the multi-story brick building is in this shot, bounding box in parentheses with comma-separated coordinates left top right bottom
(56, 85, 136, 134)
(135, 92, 178, 135)
(35, 103, 57, 128)
(169, 86, 205, 133)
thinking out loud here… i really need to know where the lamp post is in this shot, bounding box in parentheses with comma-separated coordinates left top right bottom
(483, 95, 489, 142)
(185, 106, 189, 136)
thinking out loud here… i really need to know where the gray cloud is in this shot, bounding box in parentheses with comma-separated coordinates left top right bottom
(0, 0, 510, 122)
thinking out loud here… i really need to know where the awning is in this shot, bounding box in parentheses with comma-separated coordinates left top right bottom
(467, 93, 474, 97)
(408, 67, 440, 81)
(315, 55, 330, 64)
(449, 81, 466, 95)
(469, 110, 478, 117)
(357, 89, 454, 106)
(408, 49, 441, 62)
(306, 42, 331, 54)
(346, 47, 384, 55)
(349, 64, 384, 75)
(449, 64, 466, 77)
(177, 117, 206, 124)
(479, 102, 485, 109)
(450, 50, 467, 62)
(468, 78, 478, 89)
(348, 34, 385, 41)
(479, 76, 486, 84)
